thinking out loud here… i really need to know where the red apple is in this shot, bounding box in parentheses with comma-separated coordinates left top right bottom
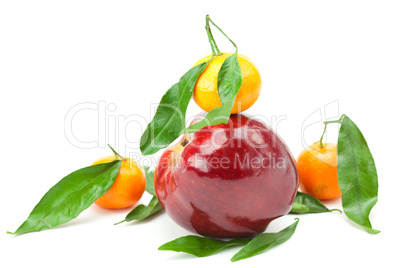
(154, 114, 298, 238)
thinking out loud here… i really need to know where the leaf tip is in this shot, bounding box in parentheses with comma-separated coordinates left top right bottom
(365, 227, 381, 235)
(114, 220, 126, 226)
(230, 254, 243, 262)
(158, 244, 168, 251)
(108, 144, 126, 161)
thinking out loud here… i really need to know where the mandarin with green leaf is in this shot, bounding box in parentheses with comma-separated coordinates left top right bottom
(193, 53, 261, 114)
(92, 156, 146, 209)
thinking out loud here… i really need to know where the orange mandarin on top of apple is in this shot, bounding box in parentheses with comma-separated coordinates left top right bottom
(193, 53, 262, 114)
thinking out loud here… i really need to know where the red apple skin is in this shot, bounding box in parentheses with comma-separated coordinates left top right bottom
(155, 114, 298, 238)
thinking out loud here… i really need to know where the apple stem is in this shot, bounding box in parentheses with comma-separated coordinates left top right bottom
(181, 138, 189, 147)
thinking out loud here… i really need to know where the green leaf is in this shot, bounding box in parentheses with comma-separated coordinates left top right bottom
(231, 218, 300, 262)
(182, 100, 235, 133)
(8, 161, 122, 235)
(290, 192, 341, 214)
(217, 53, 243, 104)
(337, 115, 380, 234)
(182, 53, 242, 134)
(290, 202, 311, 214)
(140, 62, 208, 155)
(158, 235, 251, 257)
(144, 166, 156, 196)
(116, 196, 162, 224)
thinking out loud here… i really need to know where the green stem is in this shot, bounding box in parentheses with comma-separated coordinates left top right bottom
(211, 34, 221, 55)
(320, 114, 347, 148)
(205, 24, 217, 56)
(108, 144, 126, 161)
(206, 15, 238, 53)
(114, 219, 126, 225)
(319, 123, 328, 149)
(323, 119, 341, 124)
(323, 114, 346, 125)
(329, 208, 343, 213)
(205, 15, 220, 56)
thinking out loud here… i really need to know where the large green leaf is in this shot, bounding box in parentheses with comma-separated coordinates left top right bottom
(231, 218, 299, 262)
(9, 160, 122, 234)
(140, 62, 208, 155)
(159, 235, 251, 257)
(159, 219, 299, 261)
(337, 115, 380, 234)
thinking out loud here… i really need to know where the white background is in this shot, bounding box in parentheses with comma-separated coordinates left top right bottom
(1, 1, 401, 267)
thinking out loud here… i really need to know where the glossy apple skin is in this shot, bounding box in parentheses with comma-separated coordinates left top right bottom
(155, 114, 298, 238)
